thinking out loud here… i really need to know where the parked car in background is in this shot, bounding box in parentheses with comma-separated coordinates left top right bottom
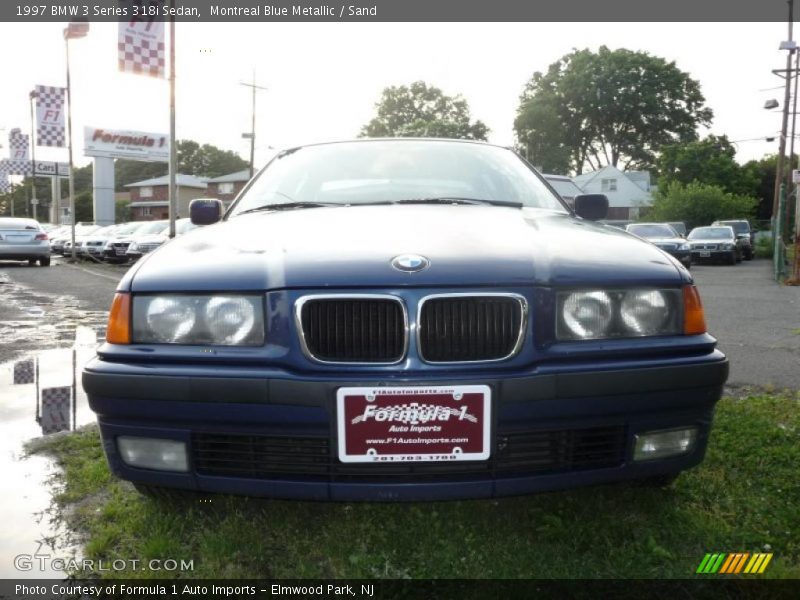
(101, 221, 156, 263)
(51, 223, 101, 255)
(712, 220, 754, 260)
(85, 138, 728, 501)
(80, 224, 125, 260)
(599, 219, 633, 230)
(0, 217, 51, 266)
(625, 223, 691, 269)
(687, 226, 742, 265)
(126, 218, 198, 261)
(665, 222, 687, 237)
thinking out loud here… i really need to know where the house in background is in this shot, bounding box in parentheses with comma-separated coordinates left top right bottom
(572, 165, 654, 220)
(126, 174, 209, 221)
(205, 169, 252, 207)
(542, 173, 585, 209)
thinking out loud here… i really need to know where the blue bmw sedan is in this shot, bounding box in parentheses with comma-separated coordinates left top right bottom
(84, 139, 728, 501)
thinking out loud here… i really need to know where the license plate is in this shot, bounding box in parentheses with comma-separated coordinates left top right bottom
(115, 247, 127, 256)
(699, 251, 711, 257)
(6, 234, 30, 242)
(337, 385, 491, 463)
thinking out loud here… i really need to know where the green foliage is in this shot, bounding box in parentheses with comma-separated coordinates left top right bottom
(177, 140, 248, 178)
(647, 181, 757, 230)
(656, 135, 760, 197)
(514, 46, 713, 174)
(755, 235, 774, 259)
(74, 191, 94, 222)
(361, 81, 489, 140)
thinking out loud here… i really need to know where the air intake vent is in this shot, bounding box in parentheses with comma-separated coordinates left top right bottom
(299, 296, 406, 363)
(418, 295, 525, 362)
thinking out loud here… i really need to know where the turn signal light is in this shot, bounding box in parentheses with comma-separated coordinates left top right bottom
(107, 293, 131, 344)
(683, 285, 707, 335)
(35, 233, 48, 240)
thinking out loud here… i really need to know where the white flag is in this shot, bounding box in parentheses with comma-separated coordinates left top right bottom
(34, 85, 67, 147)
(118, 2, 166, 78)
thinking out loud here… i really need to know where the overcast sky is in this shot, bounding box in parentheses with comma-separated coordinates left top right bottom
(0, 21, 792, 173)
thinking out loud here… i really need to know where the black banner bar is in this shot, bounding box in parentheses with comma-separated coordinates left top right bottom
(0, 0, 793, 23)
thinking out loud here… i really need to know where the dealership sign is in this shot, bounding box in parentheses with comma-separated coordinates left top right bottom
(33, 161, 70, 177)
(84, 127, 168, 162)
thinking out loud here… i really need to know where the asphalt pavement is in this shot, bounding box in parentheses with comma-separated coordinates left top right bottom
(1, 256, 798, 388)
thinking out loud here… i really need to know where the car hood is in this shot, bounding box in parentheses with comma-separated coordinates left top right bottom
(689, 238, 734, 244)
(643, 237, 686, 245)
(125, 205, 686, 292)
(132, 234, 169, 244)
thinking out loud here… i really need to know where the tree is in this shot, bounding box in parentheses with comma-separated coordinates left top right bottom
(656, 135, 759, 197)
(361, 81, 489, 140)
(647, 181, 758, 230)
(514, 46, 713, 174)
(177, 140, 248, 178)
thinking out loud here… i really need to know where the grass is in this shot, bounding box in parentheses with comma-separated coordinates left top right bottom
(30, 393, 800, 580)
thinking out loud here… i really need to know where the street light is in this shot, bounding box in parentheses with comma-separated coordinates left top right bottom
(64, 21, 88, 262)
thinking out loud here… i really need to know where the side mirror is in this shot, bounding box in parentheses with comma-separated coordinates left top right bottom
(574, 194, 609, 221)
(190, 198, 224, 225)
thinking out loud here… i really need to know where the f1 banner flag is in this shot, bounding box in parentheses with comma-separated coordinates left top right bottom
(8, 128, 29, 161)
(34, 85, 67, 147)
(118, 2, 166, 78)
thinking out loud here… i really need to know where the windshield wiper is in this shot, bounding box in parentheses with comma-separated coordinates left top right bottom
(236, 201, 340, 215)
(391, 197, 524, 208)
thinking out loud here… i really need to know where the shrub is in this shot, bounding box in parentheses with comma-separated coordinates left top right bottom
(647, 181, 758, 230)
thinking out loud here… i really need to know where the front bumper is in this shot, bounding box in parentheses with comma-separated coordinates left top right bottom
(85, 353, 728, 500)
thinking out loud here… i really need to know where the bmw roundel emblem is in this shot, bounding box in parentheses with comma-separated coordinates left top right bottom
(391, 254, 430, 273)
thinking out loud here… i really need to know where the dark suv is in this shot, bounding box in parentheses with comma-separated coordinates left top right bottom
(712, 220, 754, 260)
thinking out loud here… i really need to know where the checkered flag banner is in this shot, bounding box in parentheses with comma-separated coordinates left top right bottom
(13, 359, 35, 385)
(0, 156, 32, 192)
(9, 128, 29, 161)
(34, 85, 67, 147)
(118, 3, 166, 78)
(41, 386, 72, 435)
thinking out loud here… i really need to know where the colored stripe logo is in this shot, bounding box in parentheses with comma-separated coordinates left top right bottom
(696, 552, 773, 574)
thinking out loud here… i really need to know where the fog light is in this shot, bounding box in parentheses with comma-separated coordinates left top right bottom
(633, 427, 697, 461)
(117, 437, 188, 472)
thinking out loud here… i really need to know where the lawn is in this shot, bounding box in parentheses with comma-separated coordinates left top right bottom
(30, 392, 800, 579)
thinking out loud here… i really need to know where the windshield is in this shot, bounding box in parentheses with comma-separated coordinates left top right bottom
(115, 222, 146, 235)
(135, 221, 169, 235)
(718, 221, 750, 234)
(627, 224, 677, 238)
(228, 140, 567, 217)
(688, 227, 734, 240)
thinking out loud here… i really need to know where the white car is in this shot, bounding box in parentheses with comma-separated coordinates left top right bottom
(0, 217, 51, 266)
(126, 218, 198, 260)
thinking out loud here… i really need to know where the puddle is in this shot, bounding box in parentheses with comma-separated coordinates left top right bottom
(0, 327, 100, 577)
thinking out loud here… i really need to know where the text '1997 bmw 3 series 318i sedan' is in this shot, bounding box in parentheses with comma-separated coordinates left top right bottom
(84, 139, 728, 501)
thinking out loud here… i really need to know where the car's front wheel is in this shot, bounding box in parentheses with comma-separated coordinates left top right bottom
(728, 252, 737, 265)
(39, 256, 50, 267)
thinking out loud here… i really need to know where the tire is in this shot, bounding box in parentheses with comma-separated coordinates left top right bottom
(39, 256, 50, 267)
(27, 259, 36, 266)
(728, 252, 737, 265)
(745, 249, 754, 261)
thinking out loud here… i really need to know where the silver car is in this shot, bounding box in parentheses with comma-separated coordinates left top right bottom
(0, 217, 51, 266)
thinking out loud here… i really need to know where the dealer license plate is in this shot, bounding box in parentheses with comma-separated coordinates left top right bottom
(336, 385, 491, 463)
(699, 251, 711, 257)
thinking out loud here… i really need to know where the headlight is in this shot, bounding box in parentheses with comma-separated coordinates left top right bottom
(561, 291, 613, 339)
(721, 243, 733, 250)
(128, 243, 138, 251)
(557, 289, 681, 340)
(132, 295, 264, 346)
(679, 243, 690, 251)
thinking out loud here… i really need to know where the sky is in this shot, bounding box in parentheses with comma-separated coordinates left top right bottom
(0, 21, 793, 173)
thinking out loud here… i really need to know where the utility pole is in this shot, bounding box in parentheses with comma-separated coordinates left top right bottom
(168, 9, 177, 239)
(773, 0, 795, 221)
(29, 91, 38, 221)
(240, 71, 268, 179)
